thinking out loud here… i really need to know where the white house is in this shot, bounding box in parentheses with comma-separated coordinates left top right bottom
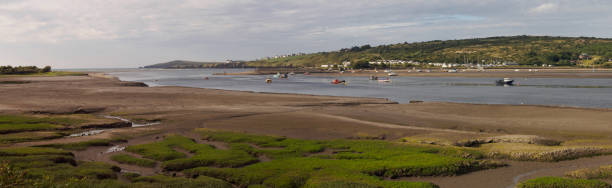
(342, 61, 351, 67)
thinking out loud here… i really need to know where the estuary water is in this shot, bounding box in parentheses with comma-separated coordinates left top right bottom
(106, 69, 612, 108)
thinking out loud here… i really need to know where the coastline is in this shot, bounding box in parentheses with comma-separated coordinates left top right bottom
(219, 68, 612, 79)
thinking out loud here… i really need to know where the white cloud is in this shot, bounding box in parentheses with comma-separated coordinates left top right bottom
(529, 3, 559, 14)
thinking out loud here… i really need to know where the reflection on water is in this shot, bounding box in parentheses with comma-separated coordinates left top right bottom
(106, 69, 612, 109)
(446, 83, 612, 88)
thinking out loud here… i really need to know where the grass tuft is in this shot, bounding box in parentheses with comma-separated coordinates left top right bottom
(110, 154, 157, 168)
(516, 177, 610, 188)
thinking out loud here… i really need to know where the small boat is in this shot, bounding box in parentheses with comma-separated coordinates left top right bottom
(448, 69, 457, 73)
(377, 77, 391, 83)
(331, 79, 346, 85)
(388, 72, 398, 76)
(265, 79, 272, 84)
(273, 72, 280, 78)
(369, 75, 378, 80)
(496, 78, 514, 85)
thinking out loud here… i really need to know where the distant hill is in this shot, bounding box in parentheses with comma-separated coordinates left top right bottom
(144, 60, 225, 69)
(247, 36, 612, 68)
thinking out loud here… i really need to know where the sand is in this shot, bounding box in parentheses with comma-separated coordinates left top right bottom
(1, 74, 612, 188)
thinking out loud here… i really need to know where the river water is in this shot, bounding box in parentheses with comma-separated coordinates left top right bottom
(105, 69, 612, 109)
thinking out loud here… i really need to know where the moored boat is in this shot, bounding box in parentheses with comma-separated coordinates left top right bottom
(496, 78, 514, 85)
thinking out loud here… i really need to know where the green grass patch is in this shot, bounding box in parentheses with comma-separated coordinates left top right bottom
(0, 123, 63, 134)
(0, 146, 235, 188)
(0, 114, 89, 135)
(566, 165, 612, 179)
(481, 143, 608, 162)
(125, 134, 257, 171)
(110, 154, 157, 167)
(0, 71, 86, 77)
(0, 132, 64, 143)
(131, 175, 232, 188)
(517, 177, 610, 188)
(0, 147, 72, 156)
(37, 138, 127, 151)
(180, 129, 503, 187)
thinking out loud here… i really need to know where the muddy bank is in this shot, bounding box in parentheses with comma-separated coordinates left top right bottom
(402, 155, 612, 188)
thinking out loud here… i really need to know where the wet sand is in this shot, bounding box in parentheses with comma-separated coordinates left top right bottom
(1, 74, 612, 188)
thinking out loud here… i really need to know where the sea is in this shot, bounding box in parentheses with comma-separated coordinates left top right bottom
(76, 68, 612, 109)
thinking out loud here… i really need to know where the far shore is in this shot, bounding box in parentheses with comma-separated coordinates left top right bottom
(213, 68, 612, 78)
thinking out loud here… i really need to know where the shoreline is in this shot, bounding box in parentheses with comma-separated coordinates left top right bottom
(216, 68, 612, 78)
(102, 72, 612, 110)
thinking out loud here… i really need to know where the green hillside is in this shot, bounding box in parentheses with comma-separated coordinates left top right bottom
(144, 60, 226, 69)
(247, 36, 612, 68)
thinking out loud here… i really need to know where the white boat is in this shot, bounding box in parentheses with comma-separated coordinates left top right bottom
(388, 72, 398, 76)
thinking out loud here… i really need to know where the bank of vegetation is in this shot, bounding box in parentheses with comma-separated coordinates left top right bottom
(0, 66, 51, 75)
(244, 36, 612, 69)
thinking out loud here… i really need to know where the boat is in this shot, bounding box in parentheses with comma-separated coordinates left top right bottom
(377, 77, 391, 83)
(369, 75, 378, 80)
(388, 72, 398, 76)
(265, 78, 272, 84)
(496, 78, 514, 85)
(331, 79, 346, 85)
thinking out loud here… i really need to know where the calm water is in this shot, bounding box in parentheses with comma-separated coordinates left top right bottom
(106, 69, 612, 109)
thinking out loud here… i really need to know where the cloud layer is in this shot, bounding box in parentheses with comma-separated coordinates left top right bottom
(1, 0, 611, 68)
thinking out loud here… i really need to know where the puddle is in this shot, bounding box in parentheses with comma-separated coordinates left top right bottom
(120, 169, 141, 174)
(69, 130, 105, 137)
(132, 122, 161, 127)
(103, 115, 131, 122)
(106, 145, 126, 153)
(103, 115, 161, 128)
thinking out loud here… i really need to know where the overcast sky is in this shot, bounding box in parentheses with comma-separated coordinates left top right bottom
(1, 0, 611, 68)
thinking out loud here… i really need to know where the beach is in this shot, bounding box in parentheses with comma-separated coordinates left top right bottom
(2, 73, 612, 187)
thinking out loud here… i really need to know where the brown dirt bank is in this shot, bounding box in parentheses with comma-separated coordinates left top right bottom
(402, 154, 612, 188)
(2, 74, 611, 141)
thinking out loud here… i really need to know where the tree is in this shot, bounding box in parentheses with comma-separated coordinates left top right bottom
(41, 66, 51, 73)
(352, 60, 370, 69)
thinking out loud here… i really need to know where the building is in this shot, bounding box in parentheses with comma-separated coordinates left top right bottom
(342, 61, 351, 67)
(579, 53, 591, 60)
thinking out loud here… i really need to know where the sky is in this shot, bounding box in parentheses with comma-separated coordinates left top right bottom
(1, 0, 611, 68)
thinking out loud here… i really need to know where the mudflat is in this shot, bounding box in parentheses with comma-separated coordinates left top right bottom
(2, 74, 612, 188)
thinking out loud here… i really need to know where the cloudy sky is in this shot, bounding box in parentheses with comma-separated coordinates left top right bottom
(1, 0, 611, 68)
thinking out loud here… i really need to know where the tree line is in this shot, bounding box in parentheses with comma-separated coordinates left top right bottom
(0, 65, 51, 74)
